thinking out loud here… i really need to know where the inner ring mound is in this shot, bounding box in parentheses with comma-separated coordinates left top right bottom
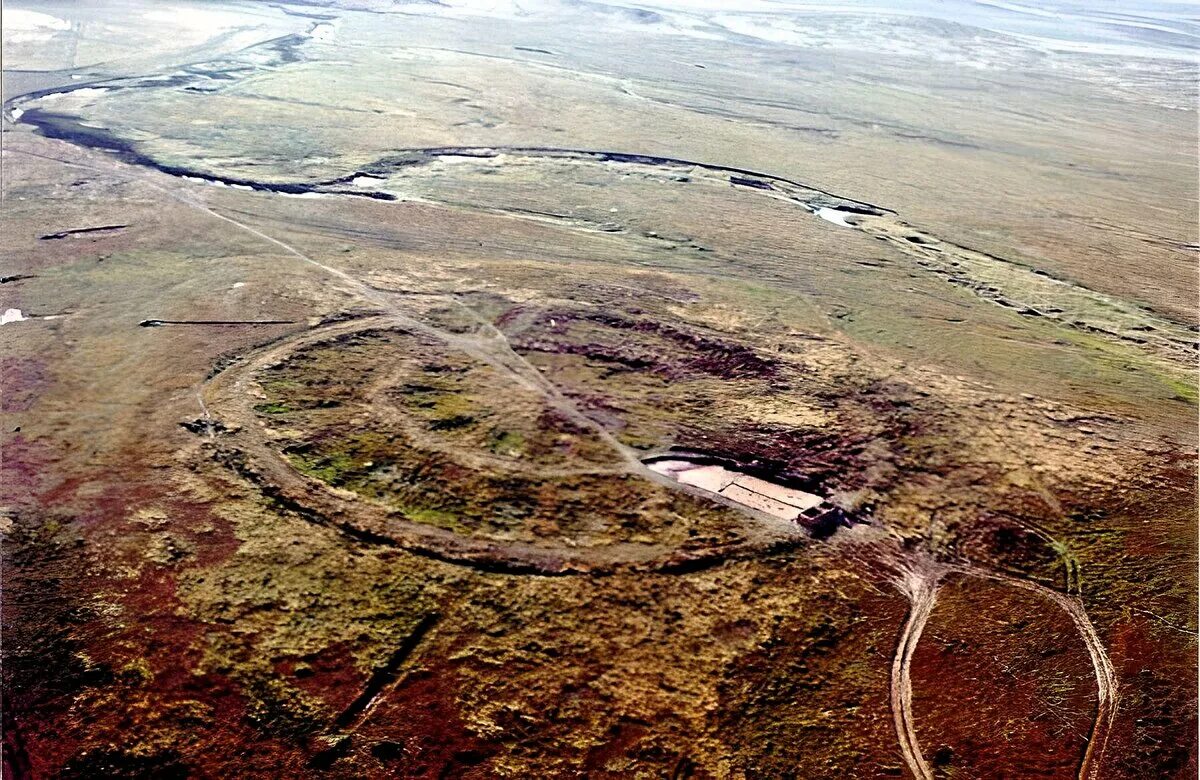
(202, 316, 780, 574)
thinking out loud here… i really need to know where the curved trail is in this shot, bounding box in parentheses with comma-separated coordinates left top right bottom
(9, 72, 1196, 365)
(5, 142, 809, 575)
(949, 565, 1119, 780)
(890, 557, 1118, 780)
(202, 313, 807, 576)
(9, 109, 1124, 775)
(890, 563, 941, 780)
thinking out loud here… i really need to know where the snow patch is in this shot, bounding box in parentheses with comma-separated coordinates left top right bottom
(4, 9, 70, 32)
(143, 6, 252, 34)
(815, 207, 855, 227)
(35, 87, 110, 105)
(309, 21, 338, 41)
(1, 309, 29, 325)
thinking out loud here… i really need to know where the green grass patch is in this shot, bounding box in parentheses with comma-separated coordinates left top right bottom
(254, 401, 293, 415)
(488, 429, 526, 457)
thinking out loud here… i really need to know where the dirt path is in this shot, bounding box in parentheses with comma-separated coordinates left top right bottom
(950, 564, 1119, 780)
(890, 561, 942, 780)
(886, 553, 1117, 780)
(10, 140, 1122, 775)
(201, 313, 809, 575)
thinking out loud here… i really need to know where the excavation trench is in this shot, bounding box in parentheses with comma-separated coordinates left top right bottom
(644, 453, 856, 539)
(4, 57, 1130, 775)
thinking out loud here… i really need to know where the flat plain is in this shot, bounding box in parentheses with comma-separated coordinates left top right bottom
(1, 1, 1196, 777)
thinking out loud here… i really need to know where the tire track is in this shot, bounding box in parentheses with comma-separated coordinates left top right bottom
(890, 560, 942, 780)
(949, 564, 1119, 780)
(886, 553, 1117, 780)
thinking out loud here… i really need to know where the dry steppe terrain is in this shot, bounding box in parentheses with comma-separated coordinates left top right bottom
(2, 1, 1196, 777)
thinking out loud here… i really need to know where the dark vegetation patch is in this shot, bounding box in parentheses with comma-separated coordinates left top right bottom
(505, 308, 777, 380)
(332, 613, 441, 730)
(679, 423, 876, 503)
(909, 576, 1098, 779)
(59, 748, 190, 780)
(350, 659, 499, 776)
(581, 718, 695, 777)
(1, 356, 48, 414)
(244, 676, 328, 741)
(275, 642, 364, 714)
(2, 514, 119, 776)
(1112, 646, 1198, 777)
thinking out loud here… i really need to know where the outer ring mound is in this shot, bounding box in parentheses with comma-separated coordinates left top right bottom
(200, 316, 807, 575)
